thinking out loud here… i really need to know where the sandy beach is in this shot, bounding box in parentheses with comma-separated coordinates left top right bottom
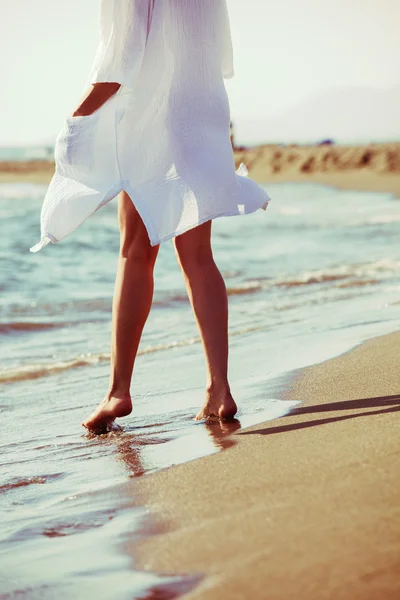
(235, 142, 400, 196)
(2, 141, 400, 597)
(0, 159, 55, 184)
(1, 143, 400, 196)
(2, 0, 399, 592)
(132, 331, 400, 599)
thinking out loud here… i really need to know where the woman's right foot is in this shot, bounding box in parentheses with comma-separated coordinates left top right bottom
(196, 387, 237, 421)
(82, 391, 132, 434)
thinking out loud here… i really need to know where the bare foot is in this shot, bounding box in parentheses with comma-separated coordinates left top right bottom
(196, 388, 237, 421)
(82, 391, 132, 434)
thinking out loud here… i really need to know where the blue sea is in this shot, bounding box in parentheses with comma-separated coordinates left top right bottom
(1, 171, 400, 597)
(0, 146, 55, 162)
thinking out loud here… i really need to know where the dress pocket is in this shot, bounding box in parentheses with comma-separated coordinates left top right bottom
(55, 111, 101, 172)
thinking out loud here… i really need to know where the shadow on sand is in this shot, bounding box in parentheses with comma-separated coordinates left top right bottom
(238, 394, 400, 437)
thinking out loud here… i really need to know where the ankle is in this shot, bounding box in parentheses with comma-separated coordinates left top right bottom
(206, 380, 231, 397)
(107, 384, 131, 398)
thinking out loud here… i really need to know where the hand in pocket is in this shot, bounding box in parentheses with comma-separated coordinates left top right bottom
(72, 83, 121, 117)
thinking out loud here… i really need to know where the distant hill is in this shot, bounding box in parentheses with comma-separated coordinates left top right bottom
(234, 86, 400, 146)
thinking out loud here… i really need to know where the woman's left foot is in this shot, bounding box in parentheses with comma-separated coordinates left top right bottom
(82, 391, 132, 434)
(196, 388, 237, 421)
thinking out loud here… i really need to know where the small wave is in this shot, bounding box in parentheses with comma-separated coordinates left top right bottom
(211, 260, 399, 295)
(337, 278, 380, 289)
(165, 281, 263, 301)
(4, 285, 266, 321)
(0, 473, 63, 494)
(274, 260, 400, 289)
(0, 321, 62, 334)
(3, 261, 398, 332)
(42, 515, 113, 538)
(227, 282, 263, 296)
(157, 282, 263, 302)
(276, 273, 351, 287)
(0, 182, 47, 201)
(0, 324, 268, 384)
(0, 354, 111, 383)
(6, 298, 113, 318)
(0, 338, 199, 384)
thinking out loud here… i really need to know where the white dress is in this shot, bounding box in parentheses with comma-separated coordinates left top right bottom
(30, 0, 270, 252)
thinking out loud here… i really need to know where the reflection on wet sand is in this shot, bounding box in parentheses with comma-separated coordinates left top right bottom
(91, 399, 301, 479)
(204, 418, 242, 450)
(106, 418, 243, 477)
(115, 433, 171, 478)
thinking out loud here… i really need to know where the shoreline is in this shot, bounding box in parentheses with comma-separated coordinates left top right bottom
(1, 143, 400, 197)
(1, 169, 399, 197)
(129, 330, 400, 599)
(2, 137, 400, 599)
(257, 169, 400, 196)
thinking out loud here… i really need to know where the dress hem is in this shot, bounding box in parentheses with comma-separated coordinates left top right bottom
(30, 176, 270, 251)
(150, 200, 270, 247)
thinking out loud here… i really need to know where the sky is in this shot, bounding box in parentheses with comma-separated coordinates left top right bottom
(1, 0, 399, 146)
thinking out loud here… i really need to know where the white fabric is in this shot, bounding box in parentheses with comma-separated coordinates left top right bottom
(31, 0, 270, 253)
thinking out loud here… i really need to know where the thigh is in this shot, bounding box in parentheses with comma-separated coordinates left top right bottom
(118, 191, 159, 260)
(174, 220, 213, 267)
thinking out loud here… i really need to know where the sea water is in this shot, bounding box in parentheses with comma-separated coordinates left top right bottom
(1, 180, 400, 597)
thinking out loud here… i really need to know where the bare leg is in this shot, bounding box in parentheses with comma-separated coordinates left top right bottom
(83, 192, 159, 432)
(174, 221, 237, 420)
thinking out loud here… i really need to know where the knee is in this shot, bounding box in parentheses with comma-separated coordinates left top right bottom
(120, 234, 159, 266)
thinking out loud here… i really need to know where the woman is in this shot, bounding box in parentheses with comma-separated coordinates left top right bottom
(31, 0, 270, 433)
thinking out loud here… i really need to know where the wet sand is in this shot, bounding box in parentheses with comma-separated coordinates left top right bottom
(132, 331, 400, 599)
(1, 143, 400, 196)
